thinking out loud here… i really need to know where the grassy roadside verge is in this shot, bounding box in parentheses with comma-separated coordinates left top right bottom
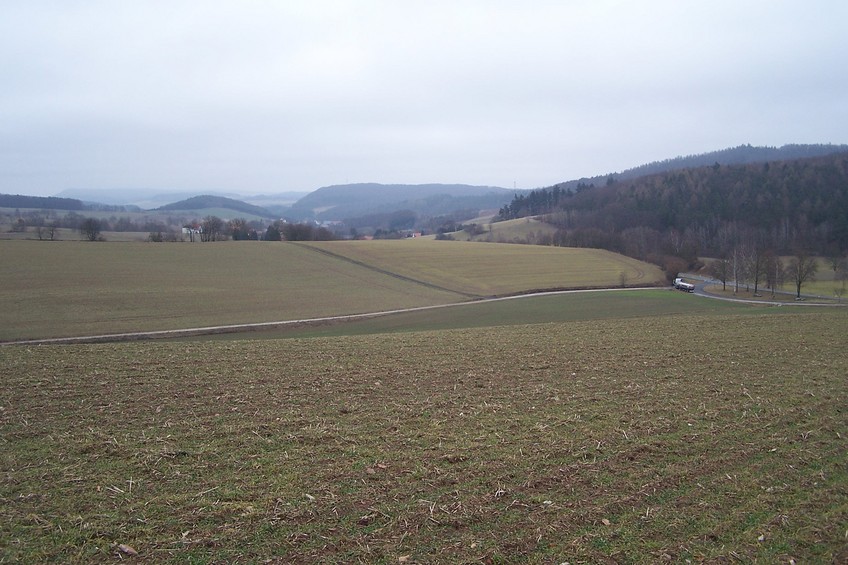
(704, 284, 843, 304)
(185, 289, 774, 341)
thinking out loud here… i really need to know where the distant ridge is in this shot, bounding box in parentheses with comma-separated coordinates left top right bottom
(288, 183, 513, 221)
(155, 195, 276, 218)
(0, 193, 84, 211)
(550, 143, 848, 190)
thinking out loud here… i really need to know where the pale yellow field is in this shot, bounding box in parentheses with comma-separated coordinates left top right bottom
(304, 239, 664, 295)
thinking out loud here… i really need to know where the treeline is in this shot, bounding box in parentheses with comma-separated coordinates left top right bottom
(497, 152, 848, 274)
(6, 210, 185, 234)
(498, 183, 599, 219)
(4, 209, 337, 243)
(534, 144, 848, 195)
(618, 143, 848, 181)
(66, 215, 336, 242)
(184, 216, 337, 242)
(263, 220, 336, 242)
(0, 193, 84, 210)
(0, 193, 142, 213)
(343, 208, 490, 239)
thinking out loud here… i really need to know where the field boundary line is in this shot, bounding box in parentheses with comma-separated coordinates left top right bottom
(293, 242, 482, 298)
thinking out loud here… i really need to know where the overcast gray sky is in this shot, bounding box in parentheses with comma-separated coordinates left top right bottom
(2, 1, 846, 197)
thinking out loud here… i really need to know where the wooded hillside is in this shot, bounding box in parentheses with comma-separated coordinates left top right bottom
(540, 143, 848, 193)
(498, 151, 848, 266)
(155, 195, 275, 218)
(0, 193, 84, 211)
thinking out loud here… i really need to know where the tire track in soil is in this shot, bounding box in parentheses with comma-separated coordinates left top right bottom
(292, 242, 482, 299)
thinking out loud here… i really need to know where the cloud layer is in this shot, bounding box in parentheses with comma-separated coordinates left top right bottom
(2, 1, 846, 197)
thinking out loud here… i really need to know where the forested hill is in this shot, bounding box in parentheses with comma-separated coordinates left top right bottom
(498, 151, 848, 257)
(548, 143, 848, 192)
(288, 183, 513, 221)
(617, 143, 848, 181)
(0, 193, 84, 211)
(155, 195, 275, 218)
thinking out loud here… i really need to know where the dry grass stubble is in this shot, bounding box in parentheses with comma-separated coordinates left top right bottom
(1, 311, 846, 562)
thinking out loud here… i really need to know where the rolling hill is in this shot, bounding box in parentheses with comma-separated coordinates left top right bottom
(443, 217, 560, 243)
(53, 188, 258, 208)
(498, 150, 848, 257)
(548, 143, 848, 192)
(155, 195, 277, 218)
(286, 183, 515, 221)
(0, 193, 84, 211)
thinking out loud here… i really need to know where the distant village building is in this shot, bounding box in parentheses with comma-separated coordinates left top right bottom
(182, 225, 201, 242)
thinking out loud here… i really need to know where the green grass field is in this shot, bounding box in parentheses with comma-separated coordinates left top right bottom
(799, 277, 848, 299)
(193, 289, 769, 341)
(0, 241, 463, 341)
(2, 309, 845, 563)
(1, 238, 845, 561)
(0, 240, 664, 341)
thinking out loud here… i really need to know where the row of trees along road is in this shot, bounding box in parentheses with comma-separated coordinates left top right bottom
(706, 241, 838, 299)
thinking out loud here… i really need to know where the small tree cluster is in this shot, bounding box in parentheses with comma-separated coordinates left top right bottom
(262, 220, 335, 241)
(200, 216, 225, 242)
(79, 218, 103, 241)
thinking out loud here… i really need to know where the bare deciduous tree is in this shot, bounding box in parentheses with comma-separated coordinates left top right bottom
(79, 218, 102, 241)
(200, 216, 224, 242)
(742, 230, 769, 296)
(709, 255, 731, 291)
(787, 250, 818, 299)
(764, 251, 784, 299)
